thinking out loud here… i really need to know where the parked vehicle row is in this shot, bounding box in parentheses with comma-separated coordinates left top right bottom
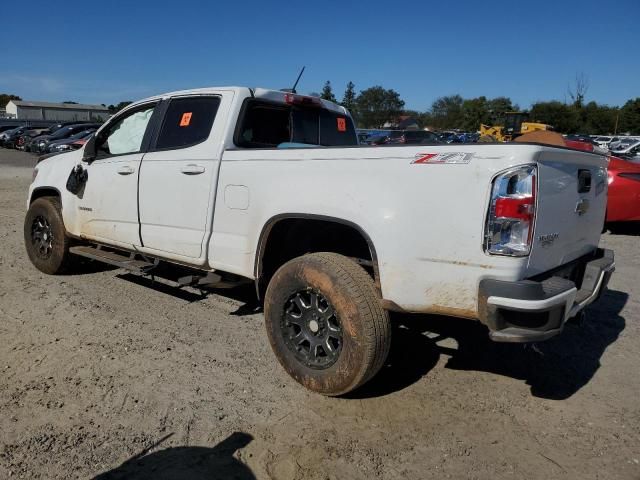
(0, 121, 101, 154)
(358, 129, 479, 145)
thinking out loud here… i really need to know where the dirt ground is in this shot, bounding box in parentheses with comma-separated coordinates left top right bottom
(1, 149, 638, 480)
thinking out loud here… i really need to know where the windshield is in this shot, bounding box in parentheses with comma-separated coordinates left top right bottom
(50, 127, 77, 140)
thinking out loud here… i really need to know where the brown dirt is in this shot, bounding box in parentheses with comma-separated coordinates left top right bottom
(1, 150, 639, 479)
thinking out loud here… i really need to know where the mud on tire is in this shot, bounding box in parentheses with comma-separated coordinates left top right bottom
(264, 252, 391, 396)
(24, 196, 74, 275)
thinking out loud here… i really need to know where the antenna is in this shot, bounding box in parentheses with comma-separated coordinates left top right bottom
(282, 66, 306, 94)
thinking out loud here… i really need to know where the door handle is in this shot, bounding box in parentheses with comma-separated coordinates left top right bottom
(117, 166, 135, 175)
(180, 164, 206, 175)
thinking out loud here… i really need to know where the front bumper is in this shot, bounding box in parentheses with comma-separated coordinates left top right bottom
(478, 248, 615, 342)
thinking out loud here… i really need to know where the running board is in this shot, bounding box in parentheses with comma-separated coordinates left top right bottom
(69, 246, 157, 274)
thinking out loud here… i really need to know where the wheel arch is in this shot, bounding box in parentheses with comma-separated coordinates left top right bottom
(254, 213, 380, 299)
(29, 186, 61, 204)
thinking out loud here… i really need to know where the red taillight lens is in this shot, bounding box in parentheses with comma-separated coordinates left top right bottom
(494, 196, 535, 221)
(485, 165, 537, 256)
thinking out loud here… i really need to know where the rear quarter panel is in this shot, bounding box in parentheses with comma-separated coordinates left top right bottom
(212, 144, 551, 316)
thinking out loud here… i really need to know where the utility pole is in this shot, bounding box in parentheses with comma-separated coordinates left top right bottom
(614, 112, 619, 135)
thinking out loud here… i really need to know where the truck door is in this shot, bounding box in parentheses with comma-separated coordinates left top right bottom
(78, 102, 159, 248)
(137, 94, 227, 262)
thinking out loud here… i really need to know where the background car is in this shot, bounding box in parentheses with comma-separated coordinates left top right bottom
(606, 155, 640, 230)
(563, 139, 640, 230)
(367, 130, 403, 145)
(31, 123, 102, 153)
(16, 127, 51, 150)
(389, 130, 440, 144)
(46, 129, 96, 153)
(0, 124, 21, 135)
(565, 134, 596, 144)
(610, 139, 640, 160)
(609, 137, 638, 151)
(0, 126, 40, 148)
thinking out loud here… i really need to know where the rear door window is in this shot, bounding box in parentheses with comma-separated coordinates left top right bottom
(155, 96, 221, 150)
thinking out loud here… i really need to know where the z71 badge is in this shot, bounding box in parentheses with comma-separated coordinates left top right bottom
(413, 152, 473, 164)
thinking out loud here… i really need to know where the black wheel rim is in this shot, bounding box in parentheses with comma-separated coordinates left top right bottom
(281, 289, 342, 369)
(31, 215, 54, 259)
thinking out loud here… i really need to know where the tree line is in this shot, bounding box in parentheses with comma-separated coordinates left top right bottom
(3, 83, 639, 135)
(317, 81, 640, 135)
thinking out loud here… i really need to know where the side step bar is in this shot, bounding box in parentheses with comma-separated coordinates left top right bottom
(70, 246, 156, 274)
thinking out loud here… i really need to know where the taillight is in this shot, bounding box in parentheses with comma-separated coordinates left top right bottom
(284, 93, 323, 107)
(484, 165, 537, 256)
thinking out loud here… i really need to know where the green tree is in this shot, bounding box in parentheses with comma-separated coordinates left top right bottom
(579, 102, 619, 134)
(0, 93, 21, 108)
(486, 97, 518, 125)
(321, 81, 337, 103)
(461, 96, 490, 131)
(530, 101, 580, 133)
(429, 95, 464, 129)
(108, 101, 133, 114)
(619, 98, 640, 134)
(354, 86, 405, 128)
(341, 81, 356, 112)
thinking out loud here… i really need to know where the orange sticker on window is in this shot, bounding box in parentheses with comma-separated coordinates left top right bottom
(179, 112, 193, 127)
(337, 117, 346, 132)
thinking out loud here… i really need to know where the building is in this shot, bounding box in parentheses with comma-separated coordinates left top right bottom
(4, 100, 110, 122)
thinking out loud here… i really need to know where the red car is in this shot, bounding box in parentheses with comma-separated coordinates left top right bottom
(606, 156, 640, 225)
(564, 139, 640, 228)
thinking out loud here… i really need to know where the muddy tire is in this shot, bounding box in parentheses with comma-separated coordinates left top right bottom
(24, 197, 74, 275)
(264, 252, 391, 396)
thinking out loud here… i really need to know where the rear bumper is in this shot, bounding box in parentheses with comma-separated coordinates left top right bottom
(478, 248, 615, 342)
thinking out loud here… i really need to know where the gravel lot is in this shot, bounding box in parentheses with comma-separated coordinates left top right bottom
(0, 149, 639, 479)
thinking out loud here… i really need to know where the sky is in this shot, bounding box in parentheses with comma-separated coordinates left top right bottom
(1, 0, 638, 111)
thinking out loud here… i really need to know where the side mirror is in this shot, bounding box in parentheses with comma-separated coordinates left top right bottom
(82, 135, 97, 163)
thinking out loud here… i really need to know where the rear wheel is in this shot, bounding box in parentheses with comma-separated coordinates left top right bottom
(24, 197, 74, 274)
(264, 252, 391, 396)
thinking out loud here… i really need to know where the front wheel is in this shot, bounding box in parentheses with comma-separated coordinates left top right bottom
(264, 252, 391, 396)
(24, 197, 74, 274)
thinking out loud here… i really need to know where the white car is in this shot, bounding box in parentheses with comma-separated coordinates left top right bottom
(609, 137, 638, 151)
(592, 136, 618, 150)
(611, 139, 640, 160)
(25, 86, 615, 395)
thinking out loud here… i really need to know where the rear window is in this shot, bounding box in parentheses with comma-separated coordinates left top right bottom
(155, 96, 221, 150)
(235, 100, 357, 148)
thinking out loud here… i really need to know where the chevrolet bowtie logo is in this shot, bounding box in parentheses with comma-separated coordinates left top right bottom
(575, 199, 590, 216)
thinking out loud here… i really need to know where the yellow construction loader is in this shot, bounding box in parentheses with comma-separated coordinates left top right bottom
(479, 112, 552, 142)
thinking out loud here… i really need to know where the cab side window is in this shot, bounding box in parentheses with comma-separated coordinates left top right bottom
(96, 105, 156, 157)
(154, 96, 221, 150)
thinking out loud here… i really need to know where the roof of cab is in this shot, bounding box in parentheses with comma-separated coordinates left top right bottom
(127, 86, 349, 115)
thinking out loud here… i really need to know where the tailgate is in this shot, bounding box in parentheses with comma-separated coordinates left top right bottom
(527, 149, 608, 275)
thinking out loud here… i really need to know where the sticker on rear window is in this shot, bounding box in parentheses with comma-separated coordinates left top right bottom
(337, 118, 346, 132)
(412, 152, 473, 164)
(179, 112, 193, 127)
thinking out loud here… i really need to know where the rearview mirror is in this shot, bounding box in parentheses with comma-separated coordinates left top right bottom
(82, 135, 97, 163)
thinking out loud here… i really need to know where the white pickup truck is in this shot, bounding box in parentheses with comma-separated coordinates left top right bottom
(25, 86, 615, 395)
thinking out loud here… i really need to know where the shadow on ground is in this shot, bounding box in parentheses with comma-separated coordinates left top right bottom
(115, 273, 261, 314)
(607, 221, 640, 236)
(93, 432, 255, 480)
(351, 289, 627, 400)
